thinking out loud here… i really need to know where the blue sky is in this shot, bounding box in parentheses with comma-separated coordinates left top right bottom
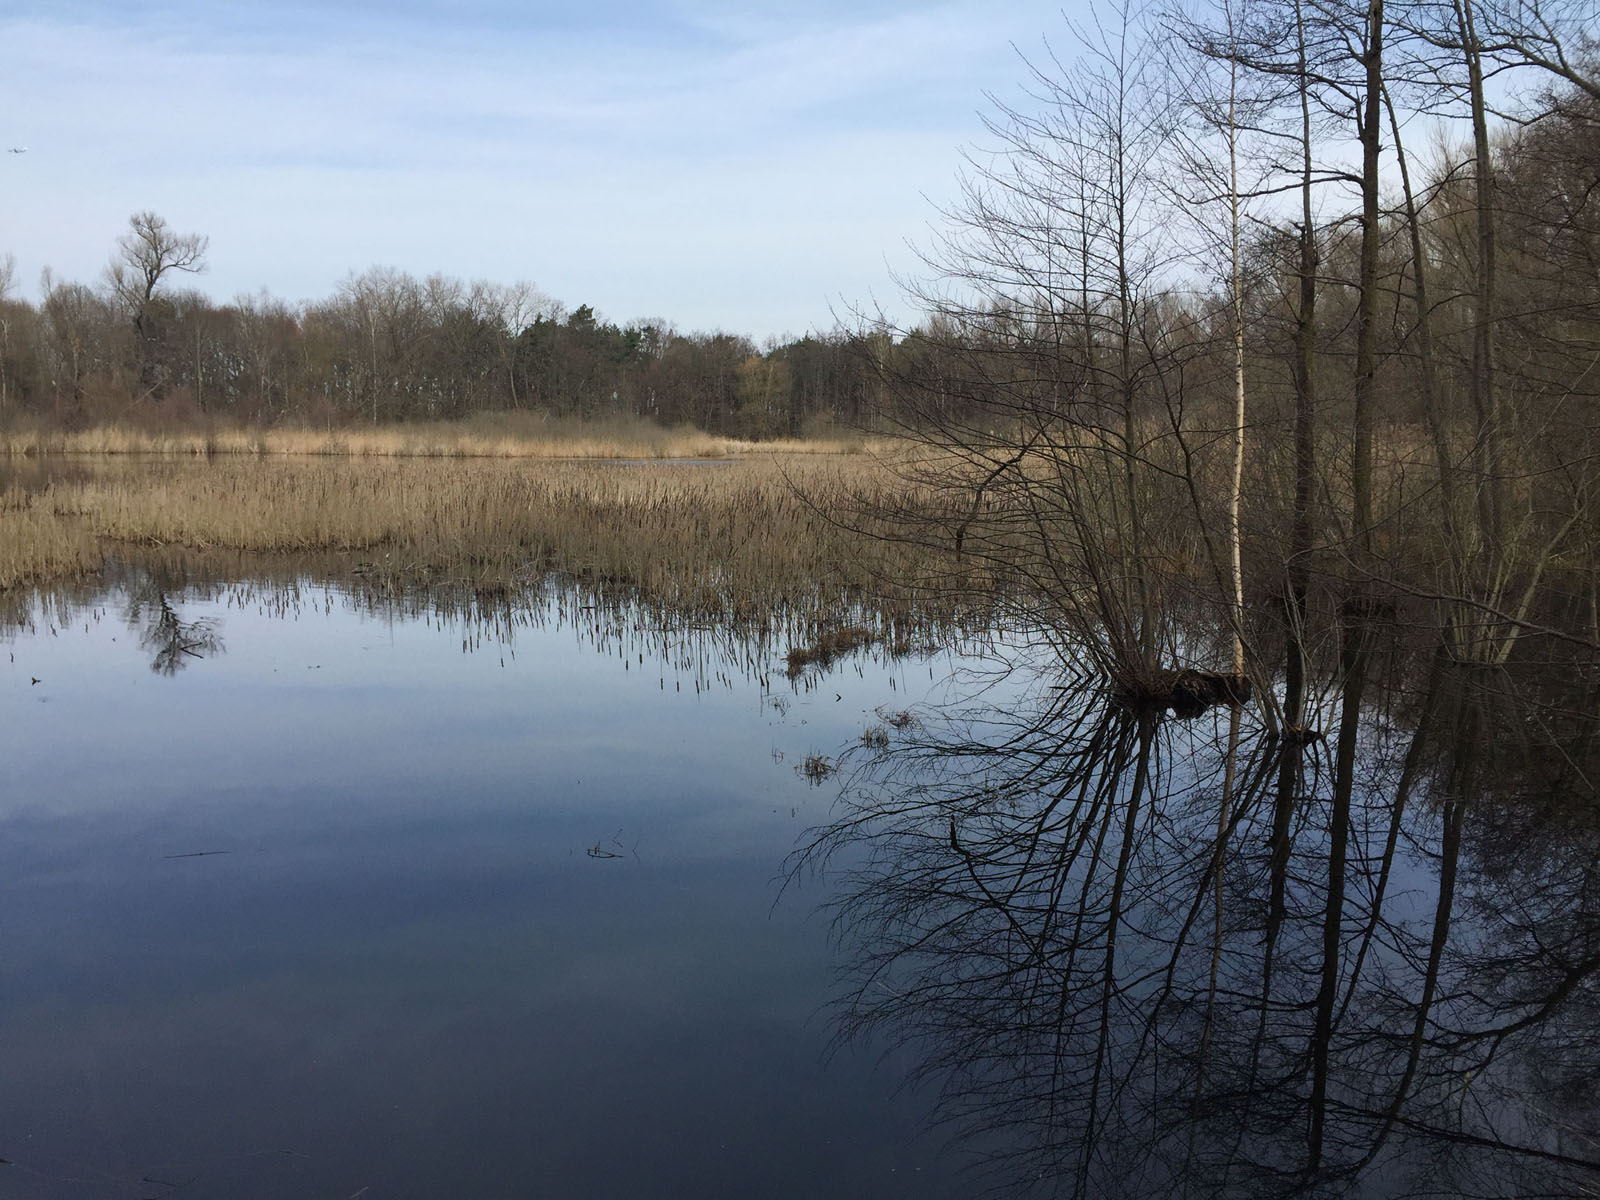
(0, 0, 1069, 338)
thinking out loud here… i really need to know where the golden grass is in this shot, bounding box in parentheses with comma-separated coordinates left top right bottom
(2, 453, 969, 623)
(0, 407, 1487, 629)
(0, 413, 878, 460)
(0, 487, 100, 589)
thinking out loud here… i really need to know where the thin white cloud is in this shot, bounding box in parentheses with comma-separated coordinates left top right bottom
(0, 0, 1066, 336)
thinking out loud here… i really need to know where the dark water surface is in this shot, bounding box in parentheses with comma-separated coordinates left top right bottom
(5, 562, 1599, 1200)
(1, 573, 993, 1199)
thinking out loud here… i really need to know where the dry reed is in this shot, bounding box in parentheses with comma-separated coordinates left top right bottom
(2, 454, 962, 623)
(0, 414, 878, 461)
(0, 487, 100, 588)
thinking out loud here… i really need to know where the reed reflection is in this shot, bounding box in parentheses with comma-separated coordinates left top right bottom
(2, 549, 956, 697)
(797, 648, 1600, 1198)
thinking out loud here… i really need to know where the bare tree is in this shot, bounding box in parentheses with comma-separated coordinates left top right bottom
(40, 266, 120, 410)
(231, 289, 300, 418)
(864, 0, 1225, 691)
(105, 211, 209, 396)
(0, 251, 16, 414)
(471, 279, 561, 409)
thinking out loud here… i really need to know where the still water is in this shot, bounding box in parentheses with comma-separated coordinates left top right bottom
(1, 569, 997, 1199)
(5, 562, 1598, 1199)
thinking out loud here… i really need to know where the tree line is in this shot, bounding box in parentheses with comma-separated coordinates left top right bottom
(0, 224, 893, 437)
(863, 0, 1599, 697)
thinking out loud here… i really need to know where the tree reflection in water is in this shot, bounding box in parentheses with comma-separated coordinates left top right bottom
(125, 583, 225, 675)
(794, 645, 1600, 1198)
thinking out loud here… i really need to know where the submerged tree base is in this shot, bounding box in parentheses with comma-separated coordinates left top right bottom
(1114, 668, 1253, 719)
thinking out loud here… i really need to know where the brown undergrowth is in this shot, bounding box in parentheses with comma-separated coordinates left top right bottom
(0, 414, 878, 460)
(0, 454, 982, 629)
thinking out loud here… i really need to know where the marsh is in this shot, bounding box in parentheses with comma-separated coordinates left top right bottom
(2, 444, 1598, 1199)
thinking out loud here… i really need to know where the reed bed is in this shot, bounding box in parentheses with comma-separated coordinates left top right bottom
(3, 454, 964, 620)
(0, 415, 877, 460)
(0, 487, 100, 589)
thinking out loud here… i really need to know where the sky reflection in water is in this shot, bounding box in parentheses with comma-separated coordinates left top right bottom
(6, 569, 1598, 1200)
(1, 576, 983, 1199)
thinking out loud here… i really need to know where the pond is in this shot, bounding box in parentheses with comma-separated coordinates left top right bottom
(3, 553, 1597, 1199)
(0, 563, 1010, 1199)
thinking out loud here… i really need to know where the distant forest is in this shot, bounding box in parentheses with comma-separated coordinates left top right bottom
(0, 12, 1595, 454)
(0, 238, 895, 437)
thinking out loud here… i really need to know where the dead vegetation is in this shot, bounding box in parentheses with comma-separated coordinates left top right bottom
(860, 726, 891, 751)
(0, 487, 100, 587)
(785, 625, 879, 677)
(0, 453, 976, 628)
(799, 754, 837, 783)
(0, 414, 878, 460)
(874, 706, 919, 732)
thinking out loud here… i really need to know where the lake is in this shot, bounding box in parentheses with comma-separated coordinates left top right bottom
(3, 550, 1597, 1199)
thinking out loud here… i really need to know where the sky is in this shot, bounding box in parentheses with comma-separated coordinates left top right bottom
(0, 0, 1073, 339)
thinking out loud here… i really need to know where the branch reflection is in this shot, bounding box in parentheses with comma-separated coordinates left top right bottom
(797, 651, 1600, 1198)
(125, 582, 225, 675)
